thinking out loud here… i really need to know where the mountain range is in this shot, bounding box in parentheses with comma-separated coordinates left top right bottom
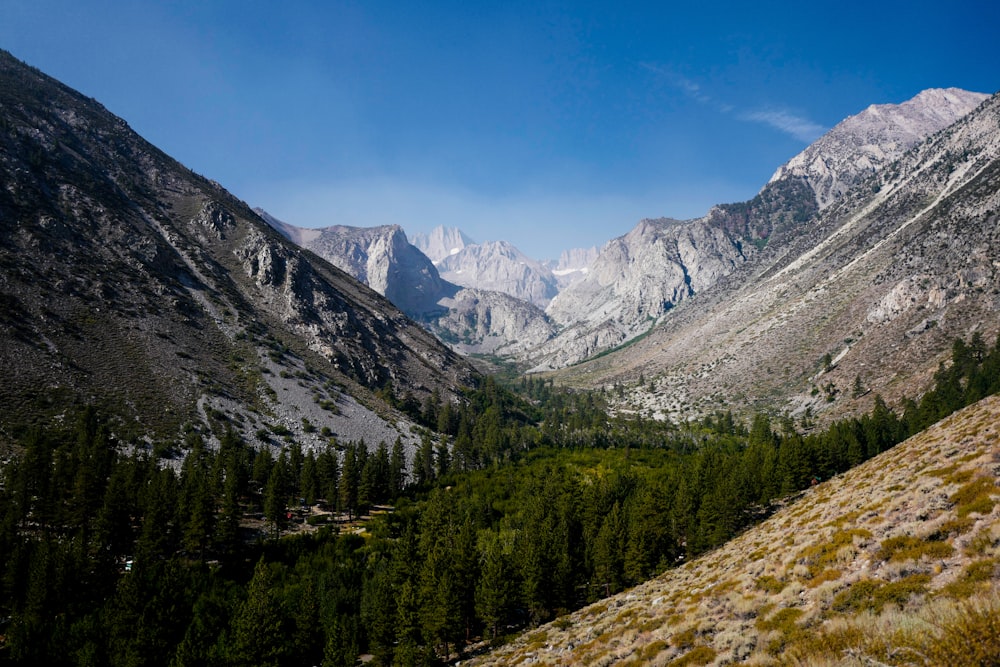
(255, 214, 559, 358)
(553, 87, 1000, 424)
(278, 86, 995, 430)
(3, 43, 994, 446)
(531, 88, 990, 373)
(256, 88, 993, 432)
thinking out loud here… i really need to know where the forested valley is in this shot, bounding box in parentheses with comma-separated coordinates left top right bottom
(2, 334, 999, 666)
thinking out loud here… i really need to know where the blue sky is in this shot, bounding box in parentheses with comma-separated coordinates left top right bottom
(3, 1, 998, 259)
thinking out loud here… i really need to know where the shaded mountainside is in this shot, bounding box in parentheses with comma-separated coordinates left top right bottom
(0, 50, 476, 446)
(545, 91, 1000, 423)
(471, 394, 1000, 665)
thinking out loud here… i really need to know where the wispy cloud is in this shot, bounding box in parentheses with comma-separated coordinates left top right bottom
(640, 63, 714, 106)
(641, 63, 827, 143)
(740, 109, 826, 143)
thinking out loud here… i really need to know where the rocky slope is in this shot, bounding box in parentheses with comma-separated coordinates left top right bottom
(0, 50, 476, 448)
(551, 90, 1000, 423)
(470, 393, 1000, 665)
(429, 287, 557, 357)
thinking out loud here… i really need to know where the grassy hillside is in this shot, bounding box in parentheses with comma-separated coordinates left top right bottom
(470, 394, 1000, 666)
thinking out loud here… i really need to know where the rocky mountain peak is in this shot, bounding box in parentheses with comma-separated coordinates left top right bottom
(435, 239, 560, 309)
(546, 245, 600, 288)
(539, 215, 745, 365)
(768, 87, 989, 209)
(257, 213, 448, 318)
(410, 225, 475, 264)
(551, 246, 599, 271)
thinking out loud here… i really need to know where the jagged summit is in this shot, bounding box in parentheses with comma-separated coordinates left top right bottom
(769, 87, 989, 209)
(546, 245, 600, 288)
(261, 215, 558, 360)
(436, 239, 560, 308)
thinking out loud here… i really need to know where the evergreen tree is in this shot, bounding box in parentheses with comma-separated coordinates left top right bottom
(300, 451, 319, 505)
(215, 459, 242, 559)
(415, 434, 435, 487)
(476, 531, 514, 640)
(389, 437, 407, 499)
(316, 446, 339, 510)
(173, 590, 230, 667)
(179, 436, 216, 560)
(288, 574, 323, 666)
(361, 558, 397, 666)
(137, 468, 179, 562)
(230, 559, 288, 667)
(371, 440, 391, 503)
(591, 502, 626, 596)
(263, 455, 288, 537)
(435, 436, 451, 479)
(340, 444, 360, 519)
(250, 448, 274, 504)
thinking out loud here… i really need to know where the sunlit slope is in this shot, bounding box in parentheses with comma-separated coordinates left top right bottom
(471, 394, 1000, 665)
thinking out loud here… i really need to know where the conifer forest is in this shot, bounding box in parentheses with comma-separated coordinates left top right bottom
(2, 334, 999, 666)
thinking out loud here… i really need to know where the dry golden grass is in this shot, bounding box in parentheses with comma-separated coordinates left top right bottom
(467, 395, 1000, 666)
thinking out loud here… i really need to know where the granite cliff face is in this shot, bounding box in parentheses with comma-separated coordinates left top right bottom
(0, 50, 476, 445)
(258, 212, 448, 318)
(410, 225, 474, 263)
(547, 217, 746, 326)
(436, 239, 560, 308)
(534, 217, 748, 368)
